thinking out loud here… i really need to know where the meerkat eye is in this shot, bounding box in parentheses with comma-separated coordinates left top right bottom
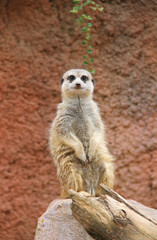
(81, 75, 88, 82)
(68, 75, 76, 82)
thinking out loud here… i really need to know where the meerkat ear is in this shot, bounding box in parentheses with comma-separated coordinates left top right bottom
(92, 79, 95, 85)
(61, 78, 64, 85)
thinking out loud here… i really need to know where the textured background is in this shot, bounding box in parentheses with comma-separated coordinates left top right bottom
(0, 0, 157, 239)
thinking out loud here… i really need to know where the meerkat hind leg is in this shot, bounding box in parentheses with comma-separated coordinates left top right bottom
(96, 162, 114, 197)
(59, 161, 84, 198)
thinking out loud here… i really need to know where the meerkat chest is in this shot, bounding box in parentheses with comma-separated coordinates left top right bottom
(71, 104, 96, 142)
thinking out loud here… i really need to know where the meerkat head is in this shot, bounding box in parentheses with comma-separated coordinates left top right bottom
(61, 69, 95, 100)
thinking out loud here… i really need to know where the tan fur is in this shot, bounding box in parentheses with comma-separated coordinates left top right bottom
(49, 69, 114, 198)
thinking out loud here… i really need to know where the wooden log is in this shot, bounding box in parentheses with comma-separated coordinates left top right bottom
(69, 186, 157, 240)
(100, 184, 157, 224)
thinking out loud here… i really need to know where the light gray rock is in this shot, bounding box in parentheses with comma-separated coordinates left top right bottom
(34, 199, 94, 240)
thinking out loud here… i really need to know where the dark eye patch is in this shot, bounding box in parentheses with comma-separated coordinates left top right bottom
(61, 78, 64, 85)
(81, 75, 88, 82)
(68, 75, 76, 82)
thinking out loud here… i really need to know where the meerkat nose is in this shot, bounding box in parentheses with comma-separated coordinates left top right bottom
(75, 83, 81, 89)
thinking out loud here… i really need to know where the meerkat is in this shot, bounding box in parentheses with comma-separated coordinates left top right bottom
(49, 69, 114, 198)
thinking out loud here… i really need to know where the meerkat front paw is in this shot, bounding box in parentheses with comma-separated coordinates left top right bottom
(76, 150, 87, 163)
(75, 144, 87, 163)
(88, 150, 95, 162)
(88, 142, 96, 162)
(88, 147, 95, 162)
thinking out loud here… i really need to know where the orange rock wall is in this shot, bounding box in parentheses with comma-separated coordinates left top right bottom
(0, 0, 156, 239)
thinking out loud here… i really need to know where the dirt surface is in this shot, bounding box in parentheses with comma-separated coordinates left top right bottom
(0, 0, 157, 239)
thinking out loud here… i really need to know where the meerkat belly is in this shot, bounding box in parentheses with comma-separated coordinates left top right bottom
(71, 111, 94, 151)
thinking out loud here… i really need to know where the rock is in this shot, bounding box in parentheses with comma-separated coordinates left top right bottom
(34, 199, 94, 240)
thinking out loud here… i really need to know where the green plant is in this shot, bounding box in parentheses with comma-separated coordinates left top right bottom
(70, 0, 104, 73)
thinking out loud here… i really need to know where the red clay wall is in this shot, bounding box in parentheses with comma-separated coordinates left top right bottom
(0, 0, 156, 239)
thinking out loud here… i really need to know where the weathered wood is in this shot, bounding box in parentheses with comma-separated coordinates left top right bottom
(69, 187, 157, 240)
(100, 184, 157, 224)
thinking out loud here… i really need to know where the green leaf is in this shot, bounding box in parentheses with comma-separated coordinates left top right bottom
(98, 7, 104, 12)
(70, 9, 77, 13)
(70, 5, 82, 13)
(89, 58, 94, 62)
(91, 7, 96, 10)
(89, 69, 95, 73)
(87, 49, 92, 54)
(82, 27, 90, 32)
(86, 34, 91, 40)
(73, 0, 80, 3)
(82, 40, 87, 45)
(77, 5, 82, 11)
(87, 16, 92, 20)
(82, 14, 92, 20)
(83, 61, 89, 65)
(82, 14, 88, 19)
(77, 16, 83, 23)
(84, 55, 88, 59)
(82, 27, 87, 32)
(87, 23, 92, 27)
(83, 0, 91, 5)
(88, 45, 92, 49)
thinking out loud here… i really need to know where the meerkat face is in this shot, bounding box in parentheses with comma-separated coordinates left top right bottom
(61, 69, 94, 99)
